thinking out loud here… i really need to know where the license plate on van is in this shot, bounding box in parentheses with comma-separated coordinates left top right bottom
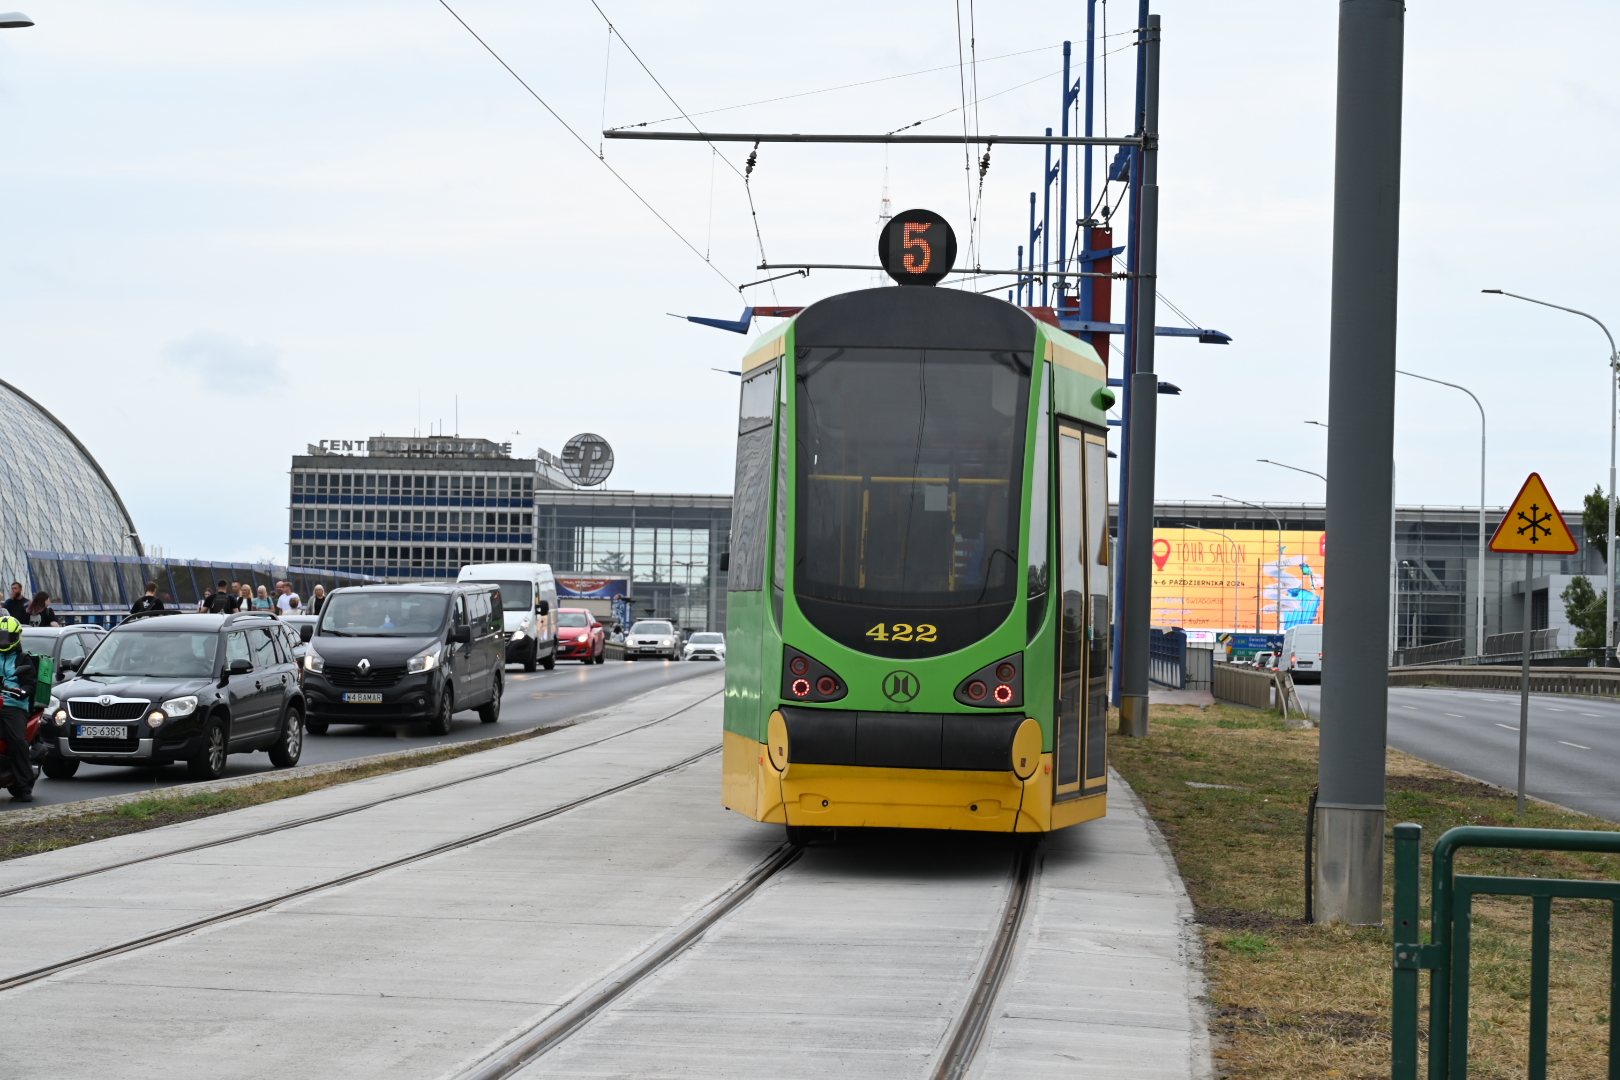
(343, 693, 383, 704)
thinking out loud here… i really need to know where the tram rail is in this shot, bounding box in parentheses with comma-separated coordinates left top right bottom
(0, 688, 721, 901)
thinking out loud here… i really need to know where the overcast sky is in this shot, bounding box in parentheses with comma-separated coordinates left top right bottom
(0, 0, 1615, 561)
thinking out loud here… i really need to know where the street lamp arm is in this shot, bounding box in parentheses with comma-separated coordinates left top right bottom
(1256, 459, 1327, 483)
(1483, 289, 1618, 361)
(1396, 369, 1485, 427)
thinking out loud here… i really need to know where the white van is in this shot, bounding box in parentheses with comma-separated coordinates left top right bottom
(457, 562, 559, 672)
(1283, 624, 1323, 684)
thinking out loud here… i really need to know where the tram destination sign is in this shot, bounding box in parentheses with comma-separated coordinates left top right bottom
(878, 209, 957, 287)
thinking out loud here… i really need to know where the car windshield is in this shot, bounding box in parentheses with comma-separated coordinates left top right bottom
(558, 612, 590, 628)
(320, 593, 450, 637)
(690, 633, 724, 644)
(632, 621, 674, 635)
(465, 579, 532, 608)
(81, 631, 219, 678)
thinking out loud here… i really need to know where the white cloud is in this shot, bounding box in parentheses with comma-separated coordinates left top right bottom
(163, 331, 283, 395)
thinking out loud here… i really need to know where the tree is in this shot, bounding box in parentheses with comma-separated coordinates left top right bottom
(1560, 575, 1607, 651)
(1583, 486, 1611, 562)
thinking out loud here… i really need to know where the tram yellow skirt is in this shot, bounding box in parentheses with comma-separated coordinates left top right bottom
(722, 731, 1105, 833)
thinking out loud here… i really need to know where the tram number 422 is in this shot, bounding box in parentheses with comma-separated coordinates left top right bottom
(866, 623, 938, 643)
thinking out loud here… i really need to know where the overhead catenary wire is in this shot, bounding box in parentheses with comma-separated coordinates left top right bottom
(434, 0, 735, 288)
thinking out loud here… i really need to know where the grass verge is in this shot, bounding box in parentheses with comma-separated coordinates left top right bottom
(1110, 702, 1620, 1080)
(0, 722, 569, 864)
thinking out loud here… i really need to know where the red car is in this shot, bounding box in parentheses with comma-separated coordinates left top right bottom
(556, 608, 605, 664)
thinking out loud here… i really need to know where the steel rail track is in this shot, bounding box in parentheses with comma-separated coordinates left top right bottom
(0, 688, 722, 901)
(454, 842, 804, 1080)
(0, 742, 724, 994)
(930, 839, 1040, 1080)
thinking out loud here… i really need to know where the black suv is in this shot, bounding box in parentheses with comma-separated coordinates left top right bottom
(300, 583, 505, 736)
(48, 612, 305, 780)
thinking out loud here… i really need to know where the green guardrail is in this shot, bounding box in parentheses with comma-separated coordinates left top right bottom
(1393, 822, 1620, 1079)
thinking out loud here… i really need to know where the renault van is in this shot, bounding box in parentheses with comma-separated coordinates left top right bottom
(301, 583, 506, 736)
(457, 562, 559, 671)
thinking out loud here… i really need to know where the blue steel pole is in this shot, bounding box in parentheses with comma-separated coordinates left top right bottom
(1027, 192, 1038, 306)
(1016, 245, 1024, 306)
(1081, 0, 1096, 323)
(1059, 42, 1071, 312)
(1041, 130, 1053, 306)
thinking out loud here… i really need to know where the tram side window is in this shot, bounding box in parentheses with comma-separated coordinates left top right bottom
(1026, 365, 1052, 640)
(730, 363, 777, 592)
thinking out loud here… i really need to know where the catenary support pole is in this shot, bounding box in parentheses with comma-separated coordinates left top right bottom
(1117, 14, 1160, 739)
(1518, 550, 1531, 814)
(1316, 0, 1404, 926)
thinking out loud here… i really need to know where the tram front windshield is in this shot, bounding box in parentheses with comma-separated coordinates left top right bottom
(796, 347, 1030, 608)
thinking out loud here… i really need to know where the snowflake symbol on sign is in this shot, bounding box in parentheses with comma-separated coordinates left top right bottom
(1516, 503, 1554, 544)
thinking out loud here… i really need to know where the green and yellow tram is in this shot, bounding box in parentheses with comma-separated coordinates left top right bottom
(722, 277, 1116, 834)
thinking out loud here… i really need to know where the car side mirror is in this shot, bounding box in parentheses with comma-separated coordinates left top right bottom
(299, 625, 314, 642)
(228, 658, 253, 675)
(59, 656, 80, 672)
(449, 625, 471, 644)
(537, 600, 549, 615)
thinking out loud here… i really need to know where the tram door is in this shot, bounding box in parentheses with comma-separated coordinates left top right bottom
(1055, 427, 1110, 798)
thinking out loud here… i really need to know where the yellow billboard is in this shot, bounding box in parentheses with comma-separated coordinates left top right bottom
(1150, 528, 1326, 633)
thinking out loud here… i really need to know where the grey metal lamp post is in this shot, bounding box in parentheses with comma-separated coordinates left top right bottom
(1483, 289, 1618, 665)
(1396, 370, 1486, 658)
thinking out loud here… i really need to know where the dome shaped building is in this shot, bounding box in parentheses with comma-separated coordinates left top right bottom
(0, 378, 141, 590)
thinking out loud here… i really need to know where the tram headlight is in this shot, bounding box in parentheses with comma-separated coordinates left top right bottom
(955, 653, 1024, 709)
(781, 646, 846, 704)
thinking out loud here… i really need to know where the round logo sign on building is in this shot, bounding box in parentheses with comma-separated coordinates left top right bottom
(561, 433, 614, 487)
(877, 209, 957, 287)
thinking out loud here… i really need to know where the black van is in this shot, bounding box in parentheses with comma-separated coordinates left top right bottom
(300, 583, 506, 736)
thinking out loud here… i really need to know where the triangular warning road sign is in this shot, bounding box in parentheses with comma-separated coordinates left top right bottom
(1489, 473, 1579, 554)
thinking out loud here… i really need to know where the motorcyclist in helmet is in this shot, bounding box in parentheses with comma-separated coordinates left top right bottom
(0, 616, 32, 802)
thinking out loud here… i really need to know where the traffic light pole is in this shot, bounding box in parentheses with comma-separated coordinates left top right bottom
(1117, 14, 1160, 739)
(1317, 0, 1404, 925)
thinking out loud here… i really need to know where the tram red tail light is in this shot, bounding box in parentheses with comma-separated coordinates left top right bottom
(954, 653, 1023, 709)
(781, 646, 847, 704)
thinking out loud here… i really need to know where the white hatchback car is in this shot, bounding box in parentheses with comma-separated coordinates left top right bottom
(682, 632, 726, 662)
(627, 620, 679, 660)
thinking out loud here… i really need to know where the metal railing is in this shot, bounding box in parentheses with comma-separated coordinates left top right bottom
(1392, 823, 1620, 1079)
(1389, 665, 1620, 697)
(1149, 627, 1187, 690)
(1395, 639, 1464, 667)
(1485, 627, 1561, 656)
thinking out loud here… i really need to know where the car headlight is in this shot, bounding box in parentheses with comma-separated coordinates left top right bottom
(303, 649, 324, 673)
(407, 646, 440, 674)
(510, 630, 527, 642)
(161, 695, 198, 718)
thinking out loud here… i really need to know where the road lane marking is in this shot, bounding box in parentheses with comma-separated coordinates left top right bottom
(1444, 713, 1466, 718)
(1560, 741, 1593, 750)
(1581, 712, 1601, 717)
(1496, 724, 1519, 731)
(1400, 705, 1419, 710)
(1547, 707, 1568, 712)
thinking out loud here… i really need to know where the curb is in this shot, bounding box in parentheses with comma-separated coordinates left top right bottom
(0, 720, 577, 831)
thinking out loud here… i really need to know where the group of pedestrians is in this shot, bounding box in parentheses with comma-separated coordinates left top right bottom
(194, 580, 324, 617)
(3, 582, 59, 627)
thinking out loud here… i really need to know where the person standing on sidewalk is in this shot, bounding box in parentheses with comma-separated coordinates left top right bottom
(130, 582, 164, 614)
(0, 616, 34, 802)
(2, 583, 26, 622)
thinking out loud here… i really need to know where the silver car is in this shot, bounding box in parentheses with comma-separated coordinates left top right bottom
(626, 620, 678, 660)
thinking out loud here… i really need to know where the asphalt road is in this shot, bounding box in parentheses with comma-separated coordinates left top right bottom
(1295, 683, 1620, 822)
(14, 657, 723, 810)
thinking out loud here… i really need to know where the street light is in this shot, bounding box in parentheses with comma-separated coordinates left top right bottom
(1485, 288, 1619, 666)
(0, 13, 32, 28)
(1397, 369, 1486, 659)
(1257, 458, 1326, 483)
(1213, 494, 1287, 634)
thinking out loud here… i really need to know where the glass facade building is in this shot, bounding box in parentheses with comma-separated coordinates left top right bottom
(1141, 501, 1606, 654)
(288, 436, 573, 581)
(534, 490, 731, 632)
(0, 378, 142, 586)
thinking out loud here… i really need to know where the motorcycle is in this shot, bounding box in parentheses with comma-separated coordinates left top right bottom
(0, 687, 47, 797)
